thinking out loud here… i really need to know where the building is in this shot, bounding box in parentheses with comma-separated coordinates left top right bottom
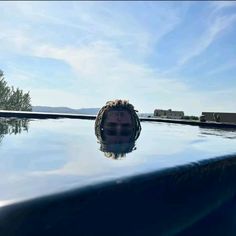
(154, 109, 184, 119)
(201, 112, 236, 124)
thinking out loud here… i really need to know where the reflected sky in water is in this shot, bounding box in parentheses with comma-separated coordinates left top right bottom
(0, 118, 236, 206)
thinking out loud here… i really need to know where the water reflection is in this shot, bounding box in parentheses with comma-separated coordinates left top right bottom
(199, 127, 236, 139)
(0, 118, 29, 143)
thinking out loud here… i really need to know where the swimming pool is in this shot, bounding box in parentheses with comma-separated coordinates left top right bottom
(0, 118, 236, 235)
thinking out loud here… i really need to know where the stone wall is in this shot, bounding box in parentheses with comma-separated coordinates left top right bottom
(202, 112, 236, 124)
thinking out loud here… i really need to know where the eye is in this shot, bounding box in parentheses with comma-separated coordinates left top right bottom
(104, 130, 117, 136)
(107, 122, 117, 127)
(120, 130, 132, 136)
(121, 123, 131, 128)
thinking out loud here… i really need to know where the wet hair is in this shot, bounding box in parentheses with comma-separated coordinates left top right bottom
(95, 99, 141, 142)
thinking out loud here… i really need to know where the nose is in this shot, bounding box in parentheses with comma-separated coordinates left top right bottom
(116, 124, 123, 134)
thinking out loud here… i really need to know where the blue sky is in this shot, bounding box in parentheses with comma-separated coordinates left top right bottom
(0, 1, 236, 115)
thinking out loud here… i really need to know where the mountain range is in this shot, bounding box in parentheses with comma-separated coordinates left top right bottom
(32, 106, 100, 115)
(32, 106, 153, 117)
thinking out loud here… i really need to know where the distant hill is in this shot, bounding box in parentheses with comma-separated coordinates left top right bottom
(33, 106, 100, 115)
(32, 106, 153, 117)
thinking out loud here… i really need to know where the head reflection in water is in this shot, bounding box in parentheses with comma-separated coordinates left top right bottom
(95, 99, 141, 159)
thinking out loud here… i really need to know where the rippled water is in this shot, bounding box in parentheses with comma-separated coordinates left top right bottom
(0, 118, 236, 206)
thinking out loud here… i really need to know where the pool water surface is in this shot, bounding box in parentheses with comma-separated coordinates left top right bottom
(0, 118, 236, 206)
(1, 118, 236, 235)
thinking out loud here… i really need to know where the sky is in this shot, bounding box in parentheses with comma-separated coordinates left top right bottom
(0, 1, 236, 115)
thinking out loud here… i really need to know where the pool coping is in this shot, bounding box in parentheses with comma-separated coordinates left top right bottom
(1, 110, 236, 129)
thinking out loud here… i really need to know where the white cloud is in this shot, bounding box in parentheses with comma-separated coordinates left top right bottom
(206, 61, 236, 76)
(178, 13, 236, 66)
(3, 32, 235, 114)
(26, 40, 189, 109)
(1, 2, 235, 114)
(0, 1, 184, 57)
(30, 89, 86, 108)
(211, 1, 236, 12)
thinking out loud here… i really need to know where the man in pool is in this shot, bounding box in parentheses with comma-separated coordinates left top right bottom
(95, 99, 141, 159)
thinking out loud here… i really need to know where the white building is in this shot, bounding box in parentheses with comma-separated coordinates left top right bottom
(154, 109, 184, 119)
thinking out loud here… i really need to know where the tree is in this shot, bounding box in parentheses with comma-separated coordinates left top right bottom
(0, 70, 32, 111)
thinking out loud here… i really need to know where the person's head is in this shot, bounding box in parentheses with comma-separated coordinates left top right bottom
(95, 99, 141, 159)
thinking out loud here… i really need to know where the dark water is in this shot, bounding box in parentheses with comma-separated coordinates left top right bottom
(0, 118, 236, 235)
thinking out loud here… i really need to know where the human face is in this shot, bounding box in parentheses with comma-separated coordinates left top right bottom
(102, 109, 134, 143)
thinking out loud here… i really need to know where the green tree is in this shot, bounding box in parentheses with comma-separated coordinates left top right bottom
(0, 70, 32, 111)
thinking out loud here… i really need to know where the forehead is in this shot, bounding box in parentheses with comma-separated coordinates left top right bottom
(105, 109, 132, 121)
